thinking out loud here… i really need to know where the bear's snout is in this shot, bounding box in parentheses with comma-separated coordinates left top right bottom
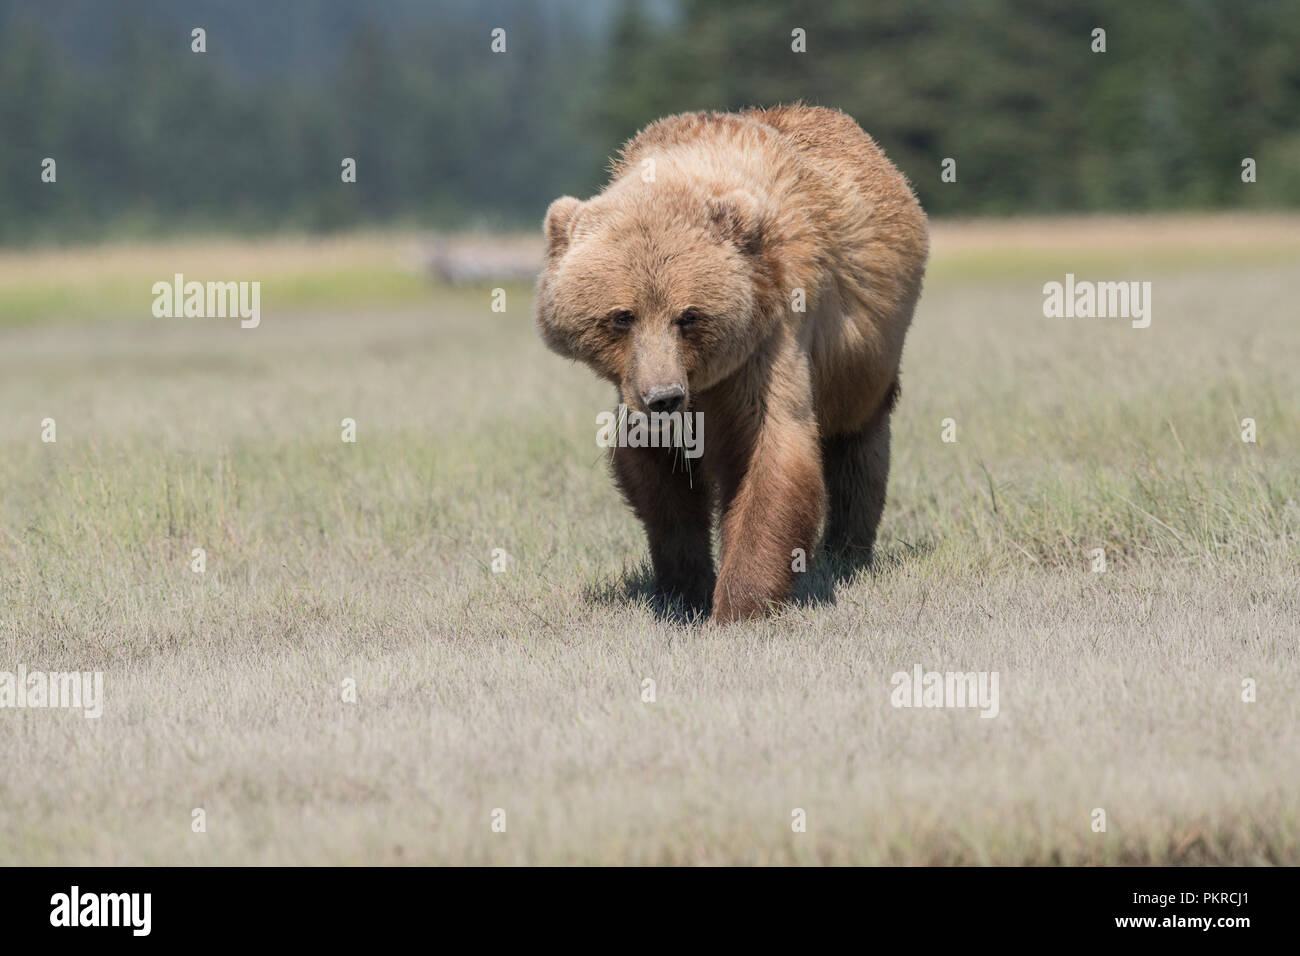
(641, 383, 686, 415)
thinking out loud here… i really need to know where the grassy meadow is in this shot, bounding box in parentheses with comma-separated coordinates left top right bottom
(1, 215, 1297, 864)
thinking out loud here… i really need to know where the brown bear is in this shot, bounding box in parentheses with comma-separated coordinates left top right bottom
(536, 104, 928, 623)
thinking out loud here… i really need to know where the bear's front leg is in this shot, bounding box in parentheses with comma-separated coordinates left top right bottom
(710, 349, 827, 623)
(611, 442, 714, 612)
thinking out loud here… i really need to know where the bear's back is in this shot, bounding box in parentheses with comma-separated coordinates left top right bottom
(746, 104, 925, 241)
(612, 105, 924, 252)
(610, 110, 788, 183)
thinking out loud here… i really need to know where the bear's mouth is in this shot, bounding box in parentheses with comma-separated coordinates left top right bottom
(607, 396, 703, 460)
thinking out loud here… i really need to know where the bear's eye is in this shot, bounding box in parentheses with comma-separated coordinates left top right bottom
(676, 308, 703, 330)
(606, 309, 635, 331)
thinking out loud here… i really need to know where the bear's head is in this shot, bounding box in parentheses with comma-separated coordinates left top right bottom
(535, 184, 777, 415)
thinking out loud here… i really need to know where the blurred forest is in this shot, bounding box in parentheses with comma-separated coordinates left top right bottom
(2, 0, 1298, 244)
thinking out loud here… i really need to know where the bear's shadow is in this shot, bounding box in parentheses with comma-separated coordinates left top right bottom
(582, 539, 932, 626)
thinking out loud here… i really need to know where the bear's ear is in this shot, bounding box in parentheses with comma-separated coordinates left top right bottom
(543, 196, 584, 257)
(706, 189, 765, 256)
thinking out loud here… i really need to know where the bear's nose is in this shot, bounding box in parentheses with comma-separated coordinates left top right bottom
(642, 383, 685, 415)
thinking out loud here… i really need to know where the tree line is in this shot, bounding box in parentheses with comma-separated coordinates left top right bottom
(2, 0, 1296, 245)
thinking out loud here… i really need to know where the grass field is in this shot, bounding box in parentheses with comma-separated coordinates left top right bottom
(1, 215, 1297, 864)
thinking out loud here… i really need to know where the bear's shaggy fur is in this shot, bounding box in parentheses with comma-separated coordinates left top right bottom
(536, 104, 928, 622)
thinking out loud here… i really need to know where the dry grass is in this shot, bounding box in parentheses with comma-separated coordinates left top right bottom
(0, 215, 1297, 864)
